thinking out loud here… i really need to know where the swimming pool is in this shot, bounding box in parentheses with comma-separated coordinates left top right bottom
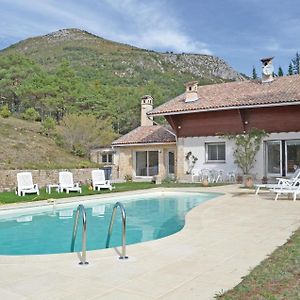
(0, 192, 221, 255)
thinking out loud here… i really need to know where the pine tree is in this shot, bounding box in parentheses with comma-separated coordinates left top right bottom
(278, 66, 284, 76)
(292, 52, 300, 74)
(252, 66, 257, 79)
(288, 63, 294, 75)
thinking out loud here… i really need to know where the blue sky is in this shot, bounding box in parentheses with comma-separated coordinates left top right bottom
(0, 0, 299, 75)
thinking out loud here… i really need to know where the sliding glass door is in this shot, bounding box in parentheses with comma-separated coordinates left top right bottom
(136, 151, 158, 176)
(266, 141, 282, 176)
(286, 140, 300, 175)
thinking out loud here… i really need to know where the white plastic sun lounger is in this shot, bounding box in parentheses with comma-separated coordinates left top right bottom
(16, 172, 39, 196)
(91, 170, 112, 191)
(58, 171, 82, 194)
(271, 179, 300, 201)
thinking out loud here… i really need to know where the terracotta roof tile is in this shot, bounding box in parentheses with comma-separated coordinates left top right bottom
(149, 75, 300, 116)
(112, 125, 176, 145)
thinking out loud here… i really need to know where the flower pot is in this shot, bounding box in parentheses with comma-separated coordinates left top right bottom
(243, 175, 254, 188)
(202, 178, 209, 187)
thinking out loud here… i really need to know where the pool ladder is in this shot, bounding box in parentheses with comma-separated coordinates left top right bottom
(71, 204, 88, 265)
(106, 202, 128, 260)
(71, 202, 128, 265)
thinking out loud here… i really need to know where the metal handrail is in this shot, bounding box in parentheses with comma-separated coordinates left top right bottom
(71, 204, 89, 265)
(106, 202, 128, 259)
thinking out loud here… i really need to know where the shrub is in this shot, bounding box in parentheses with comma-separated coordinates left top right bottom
(124, 174, 132, 182)
(0, 105, 11, 118)
(41, 117, 56, 136)
(22, 108, 40, 121)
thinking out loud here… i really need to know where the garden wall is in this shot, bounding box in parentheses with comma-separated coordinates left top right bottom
(0, 168, 98, 192)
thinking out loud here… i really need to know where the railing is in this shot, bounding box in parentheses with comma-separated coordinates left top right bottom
(71, 204, 89, 265)
(106, 202, 128, 259)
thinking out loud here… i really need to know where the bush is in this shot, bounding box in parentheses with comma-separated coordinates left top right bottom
(21, 108, 40, 121)
(0, 105, 11, 118)
(124, 174, 132, 182)
(41, 117, 56, 136)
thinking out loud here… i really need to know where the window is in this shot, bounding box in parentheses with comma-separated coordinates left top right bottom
(101, 153, 113, 164)
(205, 142, 225, 162)
(136, 151, 159, 176)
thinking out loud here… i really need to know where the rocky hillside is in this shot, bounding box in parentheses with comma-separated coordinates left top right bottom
(5, 28, 243, 81)
(1, 29, 244, 134)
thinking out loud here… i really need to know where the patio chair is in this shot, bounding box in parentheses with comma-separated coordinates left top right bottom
(191, 169, 201, 182)
(255, 170, 300, 195)
(16, 172, 39, 196)
(276, 169, 300, 185)
(91, 169, 112, 191)
(58, 171, 82, 194)
(270, 179, 300, 201)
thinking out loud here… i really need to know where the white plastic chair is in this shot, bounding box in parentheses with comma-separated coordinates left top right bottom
(191, 169, 201, 182)
(58, 171, 82, 194)
(276, 169, 300, 185)
(256, 169, 300, 195)
(271, 179, 300, 201)
(92, 170, 112, 191)
(16, 172, 39, 196)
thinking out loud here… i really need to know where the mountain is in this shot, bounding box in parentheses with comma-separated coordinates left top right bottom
(0, 29, 244, 134)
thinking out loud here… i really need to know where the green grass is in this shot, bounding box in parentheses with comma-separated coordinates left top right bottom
(216, 229, 300, 300)
(0, 181, 221, 205)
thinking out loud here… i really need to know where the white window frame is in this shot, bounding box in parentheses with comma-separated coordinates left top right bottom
(101, 153, 113, 164)
(205, 142, 226, 163)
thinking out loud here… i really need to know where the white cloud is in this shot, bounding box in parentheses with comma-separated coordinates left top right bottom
(101, 0, 212, 54)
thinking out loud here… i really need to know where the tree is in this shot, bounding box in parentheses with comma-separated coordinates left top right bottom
(292, 52, 300, 75)
(278, 66, 284, 77)
(252, 66, 258, 79)
(59, 114, 118, 157)
(288, 63, 294, 75)
(225, 128, 268, 175)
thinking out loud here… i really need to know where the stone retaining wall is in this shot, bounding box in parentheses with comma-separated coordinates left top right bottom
(0, 169, 98, 192)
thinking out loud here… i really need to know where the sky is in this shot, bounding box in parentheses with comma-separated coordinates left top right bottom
(0, 0, 299, 76)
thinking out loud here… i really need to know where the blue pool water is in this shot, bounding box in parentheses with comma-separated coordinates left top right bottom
(0, 192, 220, 255)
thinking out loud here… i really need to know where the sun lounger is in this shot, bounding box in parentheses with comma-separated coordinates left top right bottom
(91, 170, 112, 191)
(58, 171, 82, 194)
(16, 172, 39, 196)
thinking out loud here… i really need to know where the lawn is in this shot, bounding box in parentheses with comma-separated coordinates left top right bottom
(216, 229, 300, 300)
(0, 181, 215, 204)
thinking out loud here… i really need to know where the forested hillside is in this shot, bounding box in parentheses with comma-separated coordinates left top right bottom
(0, 28, 244, 135)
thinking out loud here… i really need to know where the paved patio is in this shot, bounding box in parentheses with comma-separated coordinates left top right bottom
(0, 185, 300, 299)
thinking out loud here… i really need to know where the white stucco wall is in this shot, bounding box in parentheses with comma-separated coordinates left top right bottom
(182, 132, 300, 179)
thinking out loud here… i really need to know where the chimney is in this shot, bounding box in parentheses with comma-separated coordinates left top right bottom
(141, 95, 153, 126)
(184, 81, 199, 102)
(261, 57, 274, 83)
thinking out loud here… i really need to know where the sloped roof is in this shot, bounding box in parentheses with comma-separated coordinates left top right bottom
(112, 125, 176, 146)
(148, 75, 300, 116)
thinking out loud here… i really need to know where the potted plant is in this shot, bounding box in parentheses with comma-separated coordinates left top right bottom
(261, 176, 268, 184)
(225, 128, 267, 188)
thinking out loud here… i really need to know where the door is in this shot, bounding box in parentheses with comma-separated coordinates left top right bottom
(286, 140, 300, 175)
(168, 151, 175, 175)
(266, 141, 282, 176)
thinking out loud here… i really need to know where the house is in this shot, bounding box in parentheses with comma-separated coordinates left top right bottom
(112, 58, 300, 181)
(112, 95, 176, 181)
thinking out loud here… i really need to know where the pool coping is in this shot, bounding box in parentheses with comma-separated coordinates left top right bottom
(0, 185, 300, 299)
